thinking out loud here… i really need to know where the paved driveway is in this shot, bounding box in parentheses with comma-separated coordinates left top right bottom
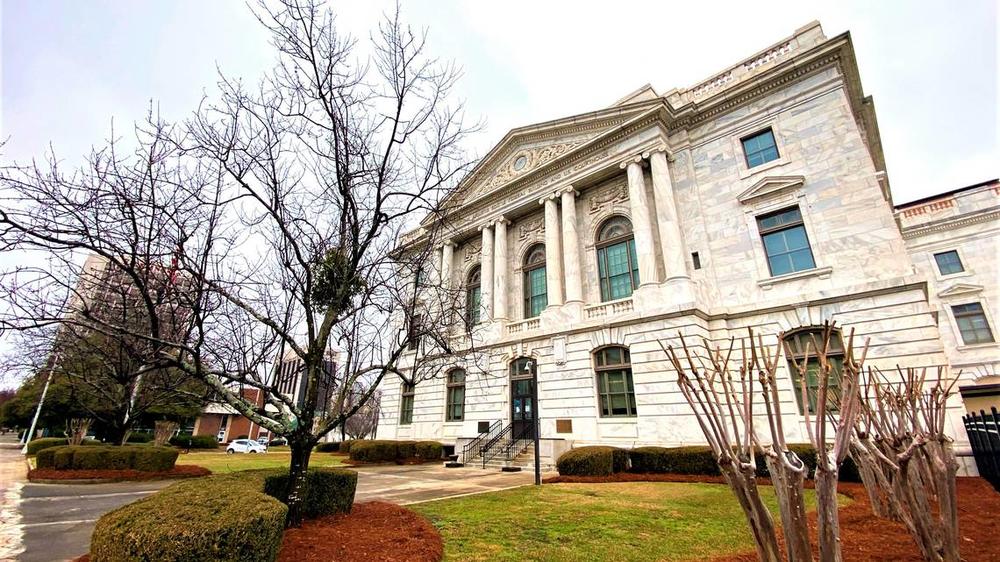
(2, 444, 539, 562)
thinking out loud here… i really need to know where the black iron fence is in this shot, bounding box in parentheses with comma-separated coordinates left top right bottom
(963, 407, 1000, 492)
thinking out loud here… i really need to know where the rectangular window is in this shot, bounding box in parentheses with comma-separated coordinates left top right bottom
(399, 383, 415, 425)
(741, 128, 780, 168)
(406, 314, 423, 351)
(466, 285, 481, 328)
(594, 347, 637, 418)
(525, 267, 547, 318)
(692, 252, 701, 270)
(934, 250, 964, 276)
(445, 370, 465, 422)
(597, 239, 639, 301)
(952, 303, 995, 345)
(757, 207, 816, 276)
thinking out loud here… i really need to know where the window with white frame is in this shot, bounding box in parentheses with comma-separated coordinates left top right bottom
(952, 303, 995, 345)
(756, 206, 816, 276)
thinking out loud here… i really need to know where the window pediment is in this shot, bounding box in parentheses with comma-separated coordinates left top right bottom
(937, 283, 983, 299)
(738, 175, 805, 204)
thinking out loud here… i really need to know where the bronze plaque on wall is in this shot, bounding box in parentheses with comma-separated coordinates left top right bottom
(556, 419, 573, 434)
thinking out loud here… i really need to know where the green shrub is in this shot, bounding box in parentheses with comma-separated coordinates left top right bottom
(350, 440, 398, 463)
(396, 440, 417, 459)
(315, 442, 339, 453)
(91, 471, 287, 562)
(556, 446, 629, 476)
(169, 434, 219, 449)
(263, 468, 357, 519)
(339, 440, 356, 454)
(33, 445, 179, 472)
(26, 437, 67, 455)
(414, 441, 443, 460)
(754, 444, 861, 482)
(126, 432, 153, 443)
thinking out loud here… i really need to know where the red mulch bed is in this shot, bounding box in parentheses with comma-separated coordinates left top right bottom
(546, 473, 1000, 561)
(278, 501, 443, 562)
(29, 464, 210, 482)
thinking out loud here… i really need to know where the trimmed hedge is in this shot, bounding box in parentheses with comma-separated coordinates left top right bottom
(315, 442, 339, 453)
(26, 437, 70, 455)
(169, 434, 219, 449)
(126, 432, 153, 443)
(556, 446, 629, 477)
(339, 440, 357, 454)
(348, 439, 444, 463)
(91, 471, 287, 562)
(415, 441, 443, 460)
(263, 469, 357, 519)
(620, 444, 861, 482)
(36, 445, 178, 472)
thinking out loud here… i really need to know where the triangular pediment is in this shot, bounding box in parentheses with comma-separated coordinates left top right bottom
(937, 283, 983, 298)
(738, 175, 806, 204)
(434, 103, 659, 220)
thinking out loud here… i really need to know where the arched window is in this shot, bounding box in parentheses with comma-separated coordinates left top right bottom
(593, 346, 636, 417)
(782, 327, 845, 414)
(596, 217, 639, 301)
(466, 266, 481, 329)
(399, 382, 415, 425)
(446, 369, 466, 422)
(523, 244, 547, 318)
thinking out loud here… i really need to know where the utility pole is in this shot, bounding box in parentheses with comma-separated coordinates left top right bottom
(532, 368, 541, 486)
(21, 352, 60, 453)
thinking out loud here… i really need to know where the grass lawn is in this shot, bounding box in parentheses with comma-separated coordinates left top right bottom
(176, 450, 345, 474)
(413, 482, 825, 562)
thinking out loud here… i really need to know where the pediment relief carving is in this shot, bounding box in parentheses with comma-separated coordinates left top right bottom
(737, 175, 806, 204)
(463, 241, 481, 263)
(937, 283, 984, 299)
(517, 217, 544, 241)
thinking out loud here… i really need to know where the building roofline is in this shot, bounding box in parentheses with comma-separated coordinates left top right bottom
(894, 178, 999, 210)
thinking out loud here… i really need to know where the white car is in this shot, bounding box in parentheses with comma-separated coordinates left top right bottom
(226, 439, 267, 454)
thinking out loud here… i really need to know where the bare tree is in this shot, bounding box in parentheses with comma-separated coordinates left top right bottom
(1, 0, 477, 527)
(660, 336, 782, 562)
(848, 368, 961, 562)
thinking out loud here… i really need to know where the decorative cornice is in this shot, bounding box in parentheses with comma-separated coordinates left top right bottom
(900, 209, 1000, 240)
(937, 283, 984, 299)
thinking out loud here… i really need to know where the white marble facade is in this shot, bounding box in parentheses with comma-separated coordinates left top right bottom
(376, 22, 986, 471)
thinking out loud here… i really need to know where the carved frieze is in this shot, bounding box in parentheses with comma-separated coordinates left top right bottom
(588, 182, 629, 215)
(475, 142, 582, 199)
(518, 217, 544, 241)
(464, 241, 481, 263)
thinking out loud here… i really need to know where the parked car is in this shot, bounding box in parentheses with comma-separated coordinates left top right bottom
(226, 439, 267, 454)
(267, 437, 288, 447)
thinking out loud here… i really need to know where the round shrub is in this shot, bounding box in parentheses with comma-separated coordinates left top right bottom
(754, 444, 861, 482)
(414, 441, 443, 460)
(628, 446, 675, 473)
(315, 442, 339, 453)
(126, 432, 153, 444)
(556, 446, 629, 476)
(339, 439, 357, 454)
(263, 468, 357, 519)
(26, 437, 68, 456)
(90, 472, 287, 562)
(350, 440, 398, 463)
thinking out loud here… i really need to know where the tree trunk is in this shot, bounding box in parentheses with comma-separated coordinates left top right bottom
(721, 467, 782, 562)
(285, 439, 313, 528)
(765, 452, 813, 562)
(815, 466, 842, 562)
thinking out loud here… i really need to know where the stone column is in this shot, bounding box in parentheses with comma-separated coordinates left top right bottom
(621, 156, 657, 286)
(648, 150, 688, 281)
(540, 194, 565, 306)
(479, 224, 494, 320)
(440, 241, 455, 292)
(560, 187, 582, 303)
(493, 218, 509, 320)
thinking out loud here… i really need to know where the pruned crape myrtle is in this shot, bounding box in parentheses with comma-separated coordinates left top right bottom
(0, 0, 481, 527)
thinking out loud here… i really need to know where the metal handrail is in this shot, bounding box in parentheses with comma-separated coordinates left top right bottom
(481, 423, 513, 468)
(481, 421, 534, 468)
(461, 420, 501, 462)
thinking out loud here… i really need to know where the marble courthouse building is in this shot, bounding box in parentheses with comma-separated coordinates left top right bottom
(375, 22, 989, 471)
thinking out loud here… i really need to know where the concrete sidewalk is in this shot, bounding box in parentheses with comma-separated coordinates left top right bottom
(353, 463, 543, 505)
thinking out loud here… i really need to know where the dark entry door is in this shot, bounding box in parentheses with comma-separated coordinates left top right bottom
(510, 357, 536, 438)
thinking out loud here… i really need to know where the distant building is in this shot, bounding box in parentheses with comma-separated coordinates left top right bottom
(896, 179, 1000, 415)
(193, 388, 267, 443)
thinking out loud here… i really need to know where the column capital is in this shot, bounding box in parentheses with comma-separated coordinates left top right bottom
(439, 239, 456, 249)
(492, 215, 510, 226)
(538, 192, 560, 205)
(643, 145, 674, 162)
(477, 222, 494, 232)
(557, 185, 579, 197)
(618, 154, 645, 169)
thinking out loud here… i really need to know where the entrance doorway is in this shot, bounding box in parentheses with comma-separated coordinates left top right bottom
(510, 357, 537, 438)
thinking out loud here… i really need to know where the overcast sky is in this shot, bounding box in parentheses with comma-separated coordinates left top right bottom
(2, 0, 997, 205)
(0, 0, 996, 385)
